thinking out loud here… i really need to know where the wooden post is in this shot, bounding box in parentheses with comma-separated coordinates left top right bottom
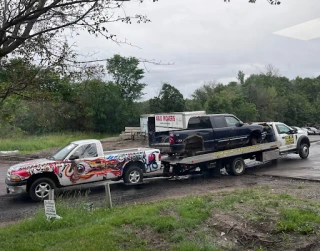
(48, 189, 54, 200)
(104, 183, 112, 209)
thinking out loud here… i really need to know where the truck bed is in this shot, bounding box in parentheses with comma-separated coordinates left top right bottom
(149, 142, 171, 153)
(104, 148, 152, 156)
(162, 142, 281, 165)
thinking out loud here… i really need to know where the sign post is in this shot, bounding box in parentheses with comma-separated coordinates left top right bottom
(44, 189, 61, 220)
(105, 182, 113, 209)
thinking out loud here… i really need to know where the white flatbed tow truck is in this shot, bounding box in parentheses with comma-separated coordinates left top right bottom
(160, 122, 310, 177)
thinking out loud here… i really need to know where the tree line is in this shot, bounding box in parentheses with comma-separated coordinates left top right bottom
(0, 56, 319, 138)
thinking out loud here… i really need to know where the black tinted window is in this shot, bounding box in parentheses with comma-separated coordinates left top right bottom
(188, 117, 211, 129)
(213, 116, 226, 128)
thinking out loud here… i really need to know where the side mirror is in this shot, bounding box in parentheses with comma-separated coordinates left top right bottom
(235, 122, 244, 127)
(69, 155, 79, 160)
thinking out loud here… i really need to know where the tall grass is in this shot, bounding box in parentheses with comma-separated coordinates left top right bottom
(0, 132, 115, 153)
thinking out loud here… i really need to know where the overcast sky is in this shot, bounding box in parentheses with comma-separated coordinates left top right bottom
(70, 0, 320, 100)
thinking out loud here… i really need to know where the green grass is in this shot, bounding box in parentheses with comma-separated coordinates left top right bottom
(0, 132, 115, 153)
(276, 208, 320, 234)
(0, 196, 215, 251)
(1, 188, 320, 251)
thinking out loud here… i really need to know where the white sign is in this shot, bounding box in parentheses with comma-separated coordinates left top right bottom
(44, 200, 60, 220)
(155, 114, 184, 131)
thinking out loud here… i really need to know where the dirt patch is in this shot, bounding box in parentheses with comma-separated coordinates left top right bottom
(205, 212, 282, 250)
(122, 224, 171, 251)
(201, 200, 320, 251)
(158, 209, 181, 220)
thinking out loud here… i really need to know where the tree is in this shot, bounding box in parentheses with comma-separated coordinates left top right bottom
(237, 71, 245, 85)
(149, 83, 185, 113)
(205, 84, 258, 122)
(0, 58, 39, 103)
(159, 83, 185, 112)
(106, 54, 146, 101)
(0, 0, 151, 61)
(191, 82, 216, 109)
(149, 97, 163, 113)
(74, 79, 125, 133)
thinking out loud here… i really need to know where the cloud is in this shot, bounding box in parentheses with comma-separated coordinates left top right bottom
(70, 0, 320, 99)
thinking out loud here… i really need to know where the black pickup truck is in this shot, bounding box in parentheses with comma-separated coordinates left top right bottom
(169, 114, 266, 156)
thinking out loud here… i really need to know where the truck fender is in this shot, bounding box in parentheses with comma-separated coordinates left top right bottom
(26, 172, 61, 192)
(296, 135, 310, 149)
(123, 161, 146, 174)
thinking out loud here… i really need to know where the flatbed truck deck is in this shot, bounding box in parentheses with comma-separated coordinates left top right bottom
(161, 141, 282, 177)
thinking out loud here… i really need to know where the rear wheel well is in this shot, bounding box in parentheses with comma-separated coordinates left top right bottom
(184, 135, 204, 153)
(123, 161, 145, 175)
(26, 172, 60, 192)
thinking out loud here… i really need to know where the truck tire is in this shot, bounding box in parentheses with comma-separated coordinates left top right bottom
(229, 157, 246, 176)
(29, 177, 56, 202)
(299, 143, 309, 159)
(124, 166, 143, 184)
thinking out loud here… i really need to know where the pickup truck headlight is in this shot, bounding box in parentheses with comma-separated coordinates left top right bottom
(10, 174, 22, 182)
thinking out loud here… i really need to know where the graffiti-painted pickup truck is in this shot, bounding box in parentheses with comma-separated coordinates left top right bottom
(5, 139, 161, 201)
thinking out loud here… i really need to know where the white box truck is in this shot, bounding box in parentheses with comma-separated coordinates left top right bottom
(140, 111, 206, 153)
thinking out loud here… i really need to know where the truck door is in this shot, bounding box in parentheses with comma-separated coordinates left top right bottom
(225, 115, 248, 147)
(62, 143, 105, 186)
(211, 116, 231, 150)
(188, 116, 214, 151)
(275, 123, 297, 151)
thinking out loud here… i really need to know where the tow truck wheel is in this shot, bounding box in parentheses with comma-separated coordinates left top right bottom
(124, 166, 143, 184)
(299, 143, 309, 159)
(29, 178, 56, 202)
(230, 157, 246, 176)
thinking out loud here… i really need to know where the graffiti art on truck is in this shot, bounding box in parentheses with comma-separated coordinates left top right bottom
(9, 150, 160, 184)
(9, 158, 126, 184)
(106, 151, 144, 163)
(143, 151, 160, 172)
(69, 158, 125, 183)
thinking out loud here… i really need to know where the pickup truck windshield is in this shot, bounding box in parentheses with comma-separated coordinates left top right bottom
(49, 143, 78, 161)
